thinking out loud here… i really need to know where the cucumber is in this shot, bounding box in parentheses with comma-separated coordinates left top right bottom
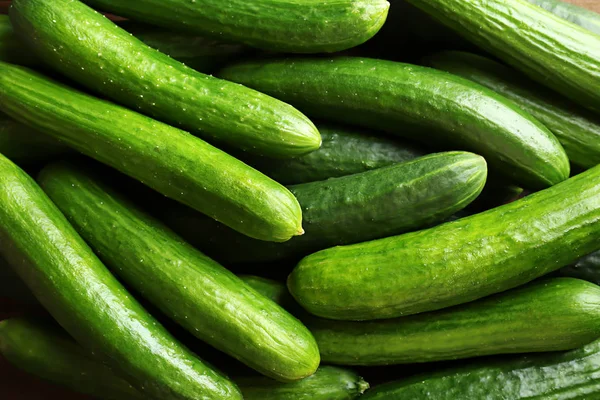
(288, 163, 600, 321)
(558, 250, 600, 285)
(0, 14, 37, 66)
(241, 123, 427, 185)
(424, 51, 600, 170)
(81, 0, 389, 54)
(405, 0, 600, 113)
(38, 160, 320, 382)
(220, 57, 569, 190)
(0, 256, 39, 305)
(526, 0, 600, 35)
(0, 153, 241, 399)
(163, 152, 487, 264)
(0, 62, 303, 242)
(10, 0, 321, 157)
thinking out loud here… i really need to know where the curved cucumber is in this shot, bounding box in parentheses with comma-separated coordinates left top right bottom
(220, 57, 569, 189)
(526, 0, 600, 35)
(405, 0, 600, 113)
(424, 51, 600, 170)
(164, 152, 487, 264)
(0, 62, 303, 242)
(81, 0, 389, 54)
(0, 154, 241, 399)
(0, 14, 37, 66)
(39, 160, 320, 382)
(10, 0, 321, 157)
(289, 163, 600, 321)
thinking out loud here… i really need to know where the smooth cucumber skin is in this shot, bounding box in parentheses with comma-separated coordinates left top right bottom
(0, 14, 37, 66)
(0, 62, 303, 242)
(406, 0, 600, 113)
(424, 51, 600, 170)
(0, 154, 241, 400)
(220, 57, 569, 190)
(38, 161, 320, 382)
(526, 0, 600, 35)
(164, 152, 487, 264)
(10, 0, 321, 157)
(81, 0, 389, 53)
(289, 163, 600, 321)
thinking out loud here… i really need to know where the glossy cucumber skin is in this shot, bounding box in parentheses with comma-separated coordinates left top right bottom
(424, 51, 600, 170)
(81, 0, 389, 53)
(220, 57, 569, 190)
(164, 152, 487, 264)
(0, 14, 37, 65)
(0, 62, 303, 242)
(289, 163, 600, 321)
(0, 154, 241, 400)
(526, 0, 600, 35)
(406, 0, 600, 113)
(39, 161, 320, 382)
(10, 0, 321, 157)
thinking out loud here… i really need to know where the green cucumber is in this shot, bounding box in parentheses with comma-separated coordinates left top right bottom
(289, 163, 600, 321)
(0, 14, 37, 66)
(424, 51, 600, 170)
(241, 123, 427, 185)
(0, 257, 39, 305)
(39, 160, 320, 382)
(526, 0, 600, 35)
(164, 152, 487, 264)
(558, 250, 600, 285)
(405, 0, 600, 113)
(10, 0, 321, 157)
(220, 57, 569, 189)
(81, 0, 389, 54)
(0, 153, 241, 399)
(0, 62, 303, 242)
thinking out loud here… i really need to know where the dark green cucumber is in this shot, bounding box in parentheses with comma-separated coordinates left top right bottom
(81, 0, 389, 53)
(0, 14, 37, 66)
(526, 0, 600, 35)
(164, 152, 487, 264)
(39, 160, 320, 382)
(289, 163, 600, 321)
(0, 154, 241, 399)
(0, 256, 39, 305)
(238, 276, 292, 307)
(242, 123, 427, 185)
(0, 62, 303, 242)
(405, 0, 600, 113)
(10, 0, 321, 157)
(424, 51, 600, 170)
(220, 57, 569, 189)
(558, 250, 600, 285)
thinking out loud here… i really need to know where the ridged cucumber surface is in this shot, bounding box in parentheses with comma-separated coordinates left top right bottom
(0, 62, 303, 242)
(0, 153, 241, 400)
(526, 0, 600, 35)
(10, 0, 321, 157)
(220, 57, 569, 189)
(289, 163, 600, 321)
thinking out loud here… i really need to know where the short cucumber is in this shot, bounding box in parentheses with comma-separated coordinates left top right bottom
(526, 0, 600, 35)
(405, 0, 600, 113)
(424, 51, 600, 170)
(0, 62, 303, 242)
(81, 0, 389, 54)
(289, 163, 600, 321)
(220, 57, 569, 189)
(10, 0, 321, 157)
(0, 14, 37, 66)
(39, 160, 320, 382)
(163, 152, 487, 264)
(0, 153, 241, 399)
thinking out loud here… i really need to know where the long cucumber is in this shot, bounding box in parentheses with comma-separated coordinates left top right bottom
(526, 0, 600, 35)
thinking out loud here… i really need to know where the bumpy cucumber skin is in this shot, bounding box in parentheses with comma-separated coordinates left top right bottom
(164, 152, 487, 264)
(39, 161, 320, 382)
(424, 51, 600, 170)
(0, 14, 37, 65)
(0, 154, 241, 400)
(0, 62, 303, 242)
(0, 318, 144, 400)
(81, 0, 389, 53)
(526, 0, 600, 35)
(10, 0, 321, 157)
(220, 57, 569, 190)
(406, 0, 600, 113)
(289, 163, 600, 321)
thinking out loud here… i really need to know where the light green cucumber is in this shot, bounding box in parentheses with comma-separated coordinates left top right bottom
(526, 0, 600, 35)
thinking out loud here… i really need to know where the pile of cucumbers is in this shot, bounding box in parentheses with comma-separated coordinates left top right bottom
(1, 0, 600, 398)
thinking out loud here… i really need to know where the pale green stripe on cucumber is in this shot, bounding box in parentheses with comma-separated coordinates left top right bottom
(526, 0, 600, 35)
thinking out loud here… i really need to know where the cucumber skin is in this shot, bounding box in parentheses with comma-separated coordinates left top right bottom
(526, 0, 600, 35)
(164, 152, 487, 264)
(10, 0, 321, 158)
(289, 163, 600, 321)
(559, 250, 600, 285)
(81, 0, 389, 54)
(220, 57, 569, 190)
(39, 161, 320, 382)
(406, 0, 600, 113)
(0, 62, 303, 242)
(424, 51, 600, 170)
(0, 154, 241, 400)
